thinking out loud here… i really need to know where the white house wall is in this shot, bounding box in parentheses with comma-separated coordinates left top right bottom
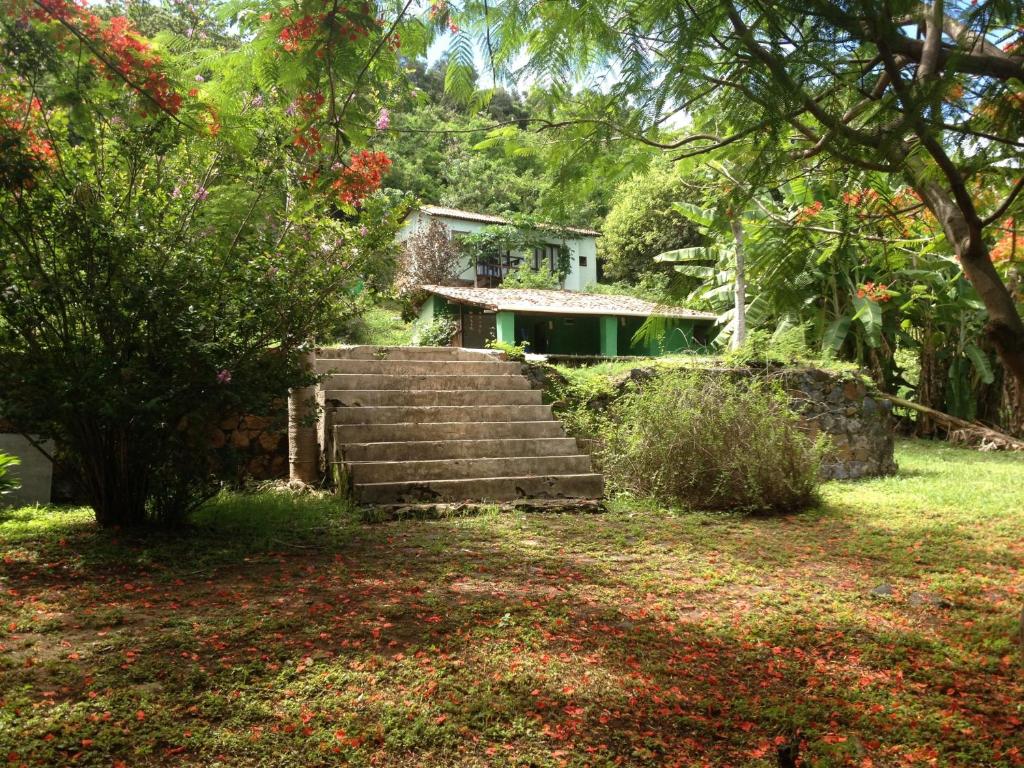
(397, 212, 598, 292)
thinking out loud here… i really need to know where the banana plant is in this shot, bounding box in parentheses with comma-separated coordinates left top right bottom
(654, 200, 753, 349)
(0, 453, 19, 497)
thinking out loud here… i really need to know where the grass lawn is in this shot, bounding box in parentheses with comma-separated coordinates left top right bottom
(1, 440, 1022, 767)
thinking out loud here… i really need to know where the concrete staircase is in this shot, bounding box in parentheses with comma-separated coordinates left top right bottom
(316, 346, 603, 504)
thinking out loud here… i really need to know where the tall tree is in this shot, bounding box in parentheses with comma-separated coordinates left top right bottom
(462, 0, 1024, 382)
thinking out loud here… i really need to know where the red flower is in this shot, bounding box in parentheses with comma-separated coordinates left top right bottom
(331, 150, 392, 205)
(797, 200, 823, 221)
(991, 217, 1019, 262)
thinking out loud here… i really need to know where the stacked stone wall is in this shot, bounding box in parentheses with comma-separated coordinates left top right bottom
(773, 368, 896, 479)
(210, 403, 289, 481)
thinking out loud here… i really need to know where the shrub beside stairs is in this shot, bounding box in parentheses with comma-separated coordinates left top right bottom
(316, 346, 604, 505)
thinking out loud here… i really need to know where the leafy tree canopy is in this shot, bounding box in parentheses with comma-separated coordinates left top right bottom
(600, 158, 704, 283)
(457, 0, 1024, 383)
(378, 55, 658, 226)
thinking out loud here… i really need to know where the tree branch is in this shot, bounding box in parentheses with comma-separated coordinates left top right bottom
(29, 2, 191, 130)
(723, 1, 887, 152)
(982, 175, 1024, 227)
(916, 0, 944, 81)
(886, 34, 1024, 81)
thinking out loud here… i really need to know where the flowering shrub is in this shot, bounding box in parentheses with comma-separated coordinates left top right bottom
(840, 188, 880, 208)
(332, 150, 393, 205)
(796, 200, 823, 221)
(237, 0, 406, 208)
(5, 0, 181, 121)
(991, 218, 1019, 262)
(0, 1, 410, 527)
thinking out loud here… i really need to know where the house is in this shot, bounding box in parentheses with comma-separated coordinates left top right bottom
(398, 205, 600, 291)
(418, 286, 717, 357)
(398, 205, 717, 357)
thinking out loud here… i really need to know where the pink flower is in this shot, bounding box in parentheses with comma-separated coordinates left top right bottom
(194, 74, 205, 83)
(171, 185, 181, 199)
(194, 186, 208, 201)
(359, 225, 368, 237)
(375, 108, 390, 131)
(216, 369, 232, 384)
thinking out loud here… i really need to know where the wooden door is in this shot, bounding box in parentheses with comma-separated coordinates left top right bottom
(461, 309, 496, 349)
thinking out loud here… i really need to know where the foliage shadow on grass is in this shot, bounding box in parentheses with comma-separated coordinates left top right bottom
(2, 505, 1018, 766)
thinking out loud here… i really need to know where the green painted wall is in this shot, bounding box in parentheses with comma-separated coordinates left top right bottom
(599, 316, 618, 357)
(617, 317, 707, 355)
(514, 315, 601, 355)
(495, 311, 516, 344)
(417, 294, 445, 325)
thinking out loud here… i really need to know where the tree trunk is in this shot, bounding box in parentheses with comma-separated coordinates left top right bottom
(960, 237, 1024, 385)
(915, 330, 948, 437)
(74, 423, 150, 527)
(730, 216, 747, 350)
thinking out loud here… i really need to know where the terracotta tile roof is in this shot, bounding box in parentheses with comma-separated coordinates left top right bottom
(421, 286, 717, 320)
(418, 205, 601, 237)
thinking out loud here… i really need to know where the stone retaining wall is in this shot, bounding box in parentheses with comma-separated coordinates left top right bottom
(210, 405, 289, 481)
(772, 367, 896, 479)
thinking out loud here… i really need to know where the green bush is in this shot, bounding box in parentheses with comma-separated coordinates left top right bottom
(601, 372, 826, 513)
(416, 317, 459, 347)
(349, 304, 416, 346)
(0, 453, 20, 497)
(486, 339, 530, 362)
(500, 262, 561, 290)
(0, 86, 387, 529)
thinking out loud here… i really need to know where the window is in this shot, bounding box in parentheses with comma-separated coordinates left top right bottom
(533, 243, 560, 272)
(578, 255, 588, 267)
(476, 250, 521, 287)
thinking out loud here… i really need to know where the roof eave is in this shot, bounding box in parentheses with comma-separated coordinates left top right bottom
(416, 206, 601, 237)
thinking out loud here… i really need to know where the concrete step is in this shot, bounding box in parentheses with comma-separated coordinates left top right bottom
(335, 420, 566, 444)
(345, 454, 593, 484)
(318, 346, 499, 362)
(322, 389, 543, 407)
(316, 359, 521, 376)
(321, 373, 532, 391)
(339, 437, 581, 462)
(354, 473, 605, 504)
(332, 404, 552, 425)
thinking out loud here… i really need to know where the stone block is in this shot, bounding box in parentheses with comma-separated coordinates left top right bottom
(242, 415, 271, 430)
(843, 379, 866, 401)
(258, 431, 282, 451)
